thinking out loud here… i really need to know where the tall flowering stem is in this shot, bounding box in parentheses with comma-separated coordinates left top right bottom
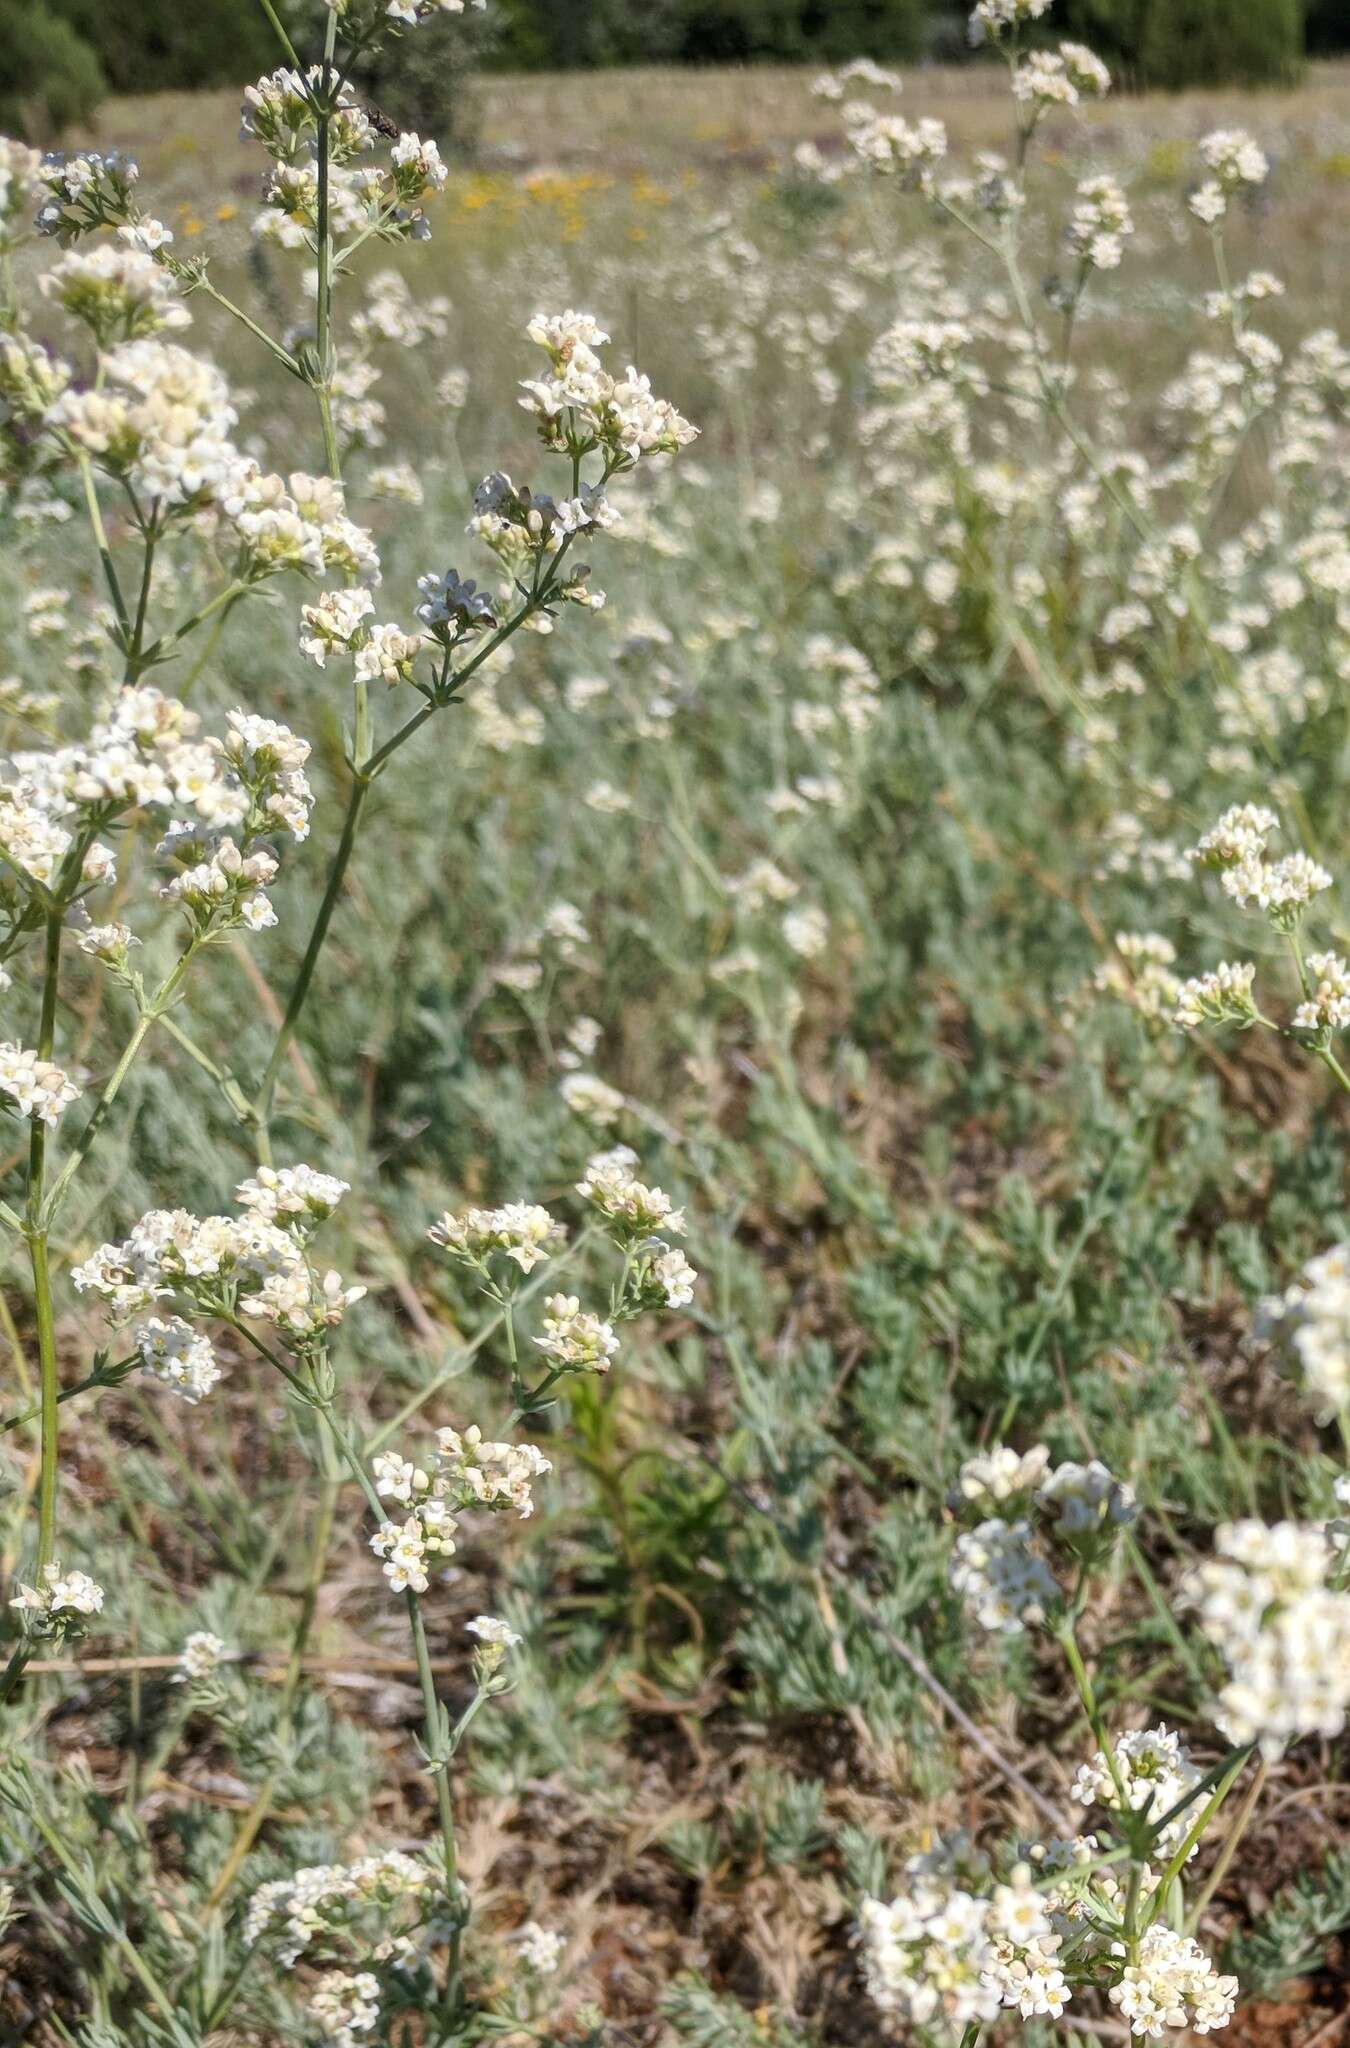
(312, 4, 342, 482)
(225, 1309, 469, 2004)
(28, 910, 62, 1576)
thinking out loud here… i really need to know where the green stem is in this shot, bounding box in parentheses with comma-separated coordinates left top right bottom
(27, 910, 63, 1577)
(1057, 1613, 1130, 1811)
(191, 275, 300, 377)
(18, 1796, 192, 2040)
(158, 578, 249, 660)
(0, 1362, 120, 1435)
(499, 1290, 522, 1410)
(125, 511, 159, 681)
(254, 775, 369, 1127)
(254, 0, 303, 67)
(29, 1235, 58, 1576)
(254, 569, 568, 1134)
(407, 1587, 465, 2012)
(231, 1314, 467, 2006)
(77, 455, 131, 636)
(1318, 1045, 1350, 1097)
(44, 946, 197, 1227)
(1140, 1748, 1250, 1933)
(1183, 1754, 1267, 1935)
(313, 5, 341, 483)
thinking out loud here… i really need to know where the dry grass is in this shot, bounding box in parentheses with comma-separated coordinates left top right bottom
(75, 57, 1350, 181)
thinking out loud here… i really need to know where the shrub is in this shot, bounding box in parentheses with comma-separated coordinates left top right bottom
(0, 2, 105, 142)
(43, 0, 275, 91)
(1061, 0, 1305, 88)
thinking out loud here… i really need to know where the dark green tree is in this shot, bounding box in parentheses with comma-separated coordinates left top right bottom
(1059, 0, 1305, 87)
(676, 0, 926, 62)
(0, 1, 105, 142)
(43, 0, 275, 92)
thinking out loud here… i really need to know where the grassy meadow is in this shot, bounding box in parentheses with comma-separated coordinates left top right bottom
(4, 42, 1350, 2048)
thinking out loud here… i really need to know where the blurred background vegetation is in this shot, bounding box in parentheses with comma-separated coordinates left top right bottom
(4, 0, 1350, 145)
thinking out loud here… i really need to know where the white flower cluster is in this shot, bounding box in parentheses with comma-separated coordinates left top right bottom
(370, 1426, 550, 1592)
(309, 1969, 382, 2048)
(1188, 804, 1331, 929)
(0, 1043, 80, 1127)
(948, 1444, 1137, 1632)
(950, 1518, 1058, 1633)
(559, 1071, 625, 1123)
(1172, 961, 1258, 1033)
(1068, 174, 1134, 270)
(1089, 932, 1181, 1026)
(846, 109, 948, 188)
(516, 1921, 565, 1975)
(946, 1442, 1050, 1513)
(1293, 953, 1350, 1038)
(1110, 1923, 1238, 2038)
(373, 0, 486, 23)
(72, 1168, 363, 1348)
(1073, 1724, 1203, 1856)
(0, 136, 44, 239)
(860, 1829, 1237, 2037)
(177, 1629, 229, 1681)
(1184, 1520, 1350, 1757)
(244, 1849, 431, 1967)
(534, 1294, 619, 1374)
(48, 339, 238, 507)
(812, 58, 902, 102)
(520, 310, 699, 466)
(971, 0, 1053, 32)
(466, 1613, 521, 1647)
(1038, 1458, 1139, 1542)
(10, 1561, 105, 1636)
(860, 1847, 1068, 2027)
(427, 1200, 564, 1275)
(241, 67, 372, 163)
(1255, 1242, 1350, 1418)
(1190, 128, 1270, 224)
(1012, 44, 1111, 110)
(222, 467, 379, 585)
(33, 148, 141, 241)
(134, 1316, 224, 1404)
(575, 1145, 687, 1241)
(298, 588, 426, 687)
(39, 242, 188, 346)
(246, 70, 451, 253)
(0, 688, 313, 948)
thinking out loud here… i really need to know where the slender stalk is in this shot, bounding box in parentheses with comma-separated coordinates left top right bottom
(234, 1314, 469, 2009)
(253, 775, 369, 1126)
(252, 587, 562, 1135)
(255, 0, 304, 67)
(27, 910, 63, 1577)
(44, 947, 197, 1226)
(1140, 1748, 1251, 1933)
(1057, 1613, 1131, 1812)
(29, 1236, 60, 1575)
(157, 579, 250, 661)
(313, 4, 342, 483)
(498, 1290, 522, 1412)
(407, 1588, 465, 2009)
(18, 1796, 192, 2039)
(1183, 1755, 1268, 1935)
(76, 455, 131, 637)
(125, 511, 160, 682)
(193, 275, 302, 376)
